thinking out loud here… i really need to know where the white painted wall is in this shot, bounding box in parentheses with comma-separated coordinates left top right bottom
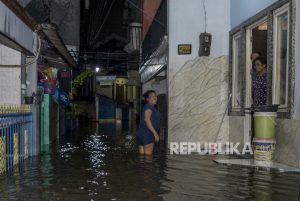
(230, 0, 278, 28)
(0, 44, 22, 104)
(294, 0, 300, 118)
(168, 0, 231, 75)
(0, 1, 34, 53)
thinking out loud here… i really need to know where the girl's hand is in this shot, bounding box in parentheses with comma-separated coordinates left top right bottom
(154, 133, 160, 142)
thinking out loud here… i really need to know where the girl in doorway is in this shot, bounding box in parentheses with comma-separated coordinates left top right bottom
(252, 57, 267, 106)
(136, 90, 160, 155)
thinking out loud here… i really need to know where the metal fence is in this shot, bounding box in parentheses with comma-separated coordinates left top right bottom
(0, 104, 32, 173)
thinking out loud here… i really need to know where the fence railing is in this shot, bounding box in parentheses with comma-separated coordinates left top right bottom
(0, 104, 32, 173)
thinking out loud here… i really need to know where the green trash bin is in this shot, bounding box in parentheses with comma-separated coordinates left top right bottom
(254, 112, 277, 139)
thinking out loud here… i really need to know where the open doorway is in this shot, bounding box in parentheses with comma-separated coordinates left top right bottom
(252, 21, 268, 57)
(245, 19, 268, 143)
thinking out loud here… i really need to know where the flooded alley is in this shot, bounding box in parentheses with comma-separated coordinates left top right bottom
(1, 0, 300, 200)
(0, 124, 299, 201)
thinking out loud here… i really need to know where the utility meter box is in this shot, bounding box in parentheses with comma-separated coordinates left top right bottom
(199, 32, 212, 57)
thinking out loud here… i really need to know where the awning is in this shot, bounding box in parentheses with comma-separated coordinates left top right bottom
(139, 36, 168, 83)
(41, 23, 77, 68)
(0, 0, 36, 55)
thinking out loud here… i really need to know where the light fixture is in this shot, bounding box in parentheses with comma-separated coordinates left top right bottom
(258, 22, 268, 30)
(85, 0, 90, 10)
(95, 67, 100, 73)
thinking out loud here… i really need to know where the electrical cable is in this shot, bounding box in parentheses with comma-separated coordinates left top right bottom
(0, 31, 41, 68)
(203, 0, 207, 32)
(91, 0, 108, 42)
(89, 0, 105, 43)
(90, 0, 116, 46)
(126, 0, 165, 27)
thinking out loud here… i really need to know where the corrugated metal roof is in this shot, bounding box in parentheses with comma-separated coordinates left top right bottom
(139, 36, 167, 83)
(41, 23, 77, 68)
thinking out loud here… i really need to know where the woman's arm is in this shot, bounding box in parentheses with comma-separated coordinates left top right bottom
(144, 109, 159, 142)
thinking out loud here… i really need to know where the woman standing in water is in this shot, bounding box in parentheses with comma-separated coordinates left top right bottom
(252, 57, 267, 106)
(136, 90, 160, 155)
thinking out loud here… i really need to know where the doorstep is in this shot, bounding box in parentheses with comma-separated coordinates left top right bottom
(213, 159, 300, 173)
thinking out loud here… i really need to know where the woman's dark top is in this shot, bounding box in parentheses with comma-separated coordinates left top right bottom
(252, 72, 267, 106)
(136, 103, 161, 145)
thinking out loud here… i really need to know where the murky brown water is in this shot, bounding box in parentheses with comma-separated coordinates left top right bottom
(0, 124, 299, 201)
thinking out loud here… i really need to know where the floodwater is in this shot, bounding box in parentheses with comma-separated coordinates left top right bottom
(0, 123, 299, 201)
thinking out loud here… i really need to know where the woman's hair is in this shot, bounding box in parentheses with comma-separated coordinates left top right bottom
(253, 57, 267, 66)
(143, 90, 156, 100)
(251, 51, 262, 57)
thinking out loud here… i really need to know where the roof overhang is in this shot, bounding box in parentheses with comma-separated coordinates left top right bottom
(0, 31, 33, 56)
(139, 36, 168, 83)
(41, 23, 77, 68)
(1, 0, 37, 31)
(0, 1, 76, 68)
(0, 0, 37, 55)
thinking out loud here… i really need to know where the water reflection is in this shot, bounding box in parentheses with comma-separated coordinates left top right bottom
(160, 155, 300, 201)
(0, 124, 299, 201)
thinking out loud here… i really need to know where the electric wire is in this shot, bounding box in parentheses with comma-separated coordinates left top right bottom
(0, 32, 41, 68)
(90, 0, 116, 46)
(126, 0, 165, 27)
(203, 0, 207, 32)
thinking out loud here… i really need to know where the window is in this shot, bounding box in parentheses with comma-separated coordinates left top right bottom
(229, 1, 294, 117)
(231, 32, 243, 110)
(272, 4, 290, 109)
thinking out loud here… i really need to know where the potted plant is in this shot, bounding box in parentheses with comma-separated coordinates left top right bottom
(66, 104, 82, 132)
(24, 92, 36, 104)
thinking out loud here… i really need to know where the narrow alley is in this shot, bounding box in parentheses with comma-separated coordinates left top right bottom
(0, 0, 300, 200)
(0, 125, 300, 200)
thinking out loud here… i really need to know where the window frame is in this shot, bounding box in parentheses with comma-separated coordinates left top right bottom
(228, 0, 295, 118)
(231, 32, 243, 111)
(272, 3, 290, 111)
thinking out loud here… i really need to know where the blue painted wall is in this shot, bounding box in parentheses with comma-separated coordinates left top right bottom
(231, 0, 278, 28)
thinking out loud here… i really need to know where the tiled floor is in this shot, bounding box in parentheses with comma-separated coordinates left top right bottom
(214, 159, 300, 173)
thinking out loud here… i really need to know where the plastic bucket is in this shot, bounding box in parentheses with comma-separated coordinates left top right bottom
(24, 96, 34, 104)
(254, 112, 277, 138)
(253, 138, 276, 161)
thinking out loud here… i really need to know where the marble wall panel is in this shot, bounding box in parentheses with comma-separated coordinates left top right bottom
(229, 116, 245, 152)
(168, 56, 229, 144)
(274, 118, 300, 167)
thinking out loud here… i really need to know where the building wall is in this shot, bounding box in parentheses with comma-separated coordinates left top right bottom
(229, 116, 245, 152)
(143, 0, 162, 39)
(0, 1, 34, 53)
(96, 85, 113, 99)
(168, 0, 230, 144)
(294, 0, 300, 118)
(230, 0, 278, 28)
(168, 0, 230, 73)
(142, 78, 167, 95)
(0, 44, 21, 104)
(51, 0, 80, 47)
(169, 56, 230, 144)
(274, 119, 300, 167)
